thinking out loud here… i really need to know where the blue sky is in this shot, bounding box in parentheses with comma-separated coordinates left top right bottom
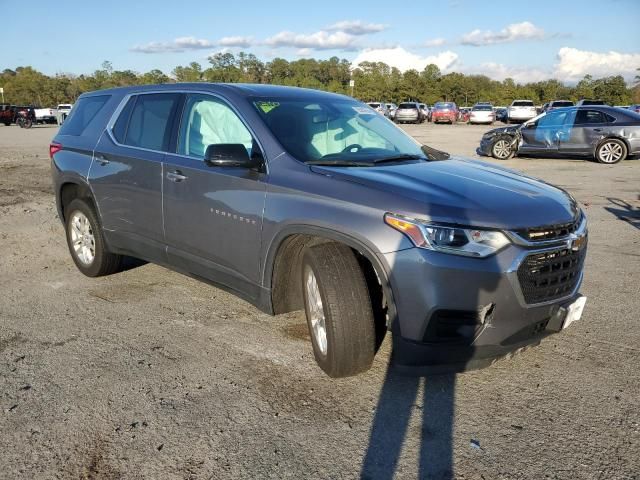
(3, 0, 639, 83)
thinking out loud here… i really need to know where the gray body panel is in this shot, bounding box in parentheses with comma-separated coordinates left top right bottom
(52, 83, 589, 365)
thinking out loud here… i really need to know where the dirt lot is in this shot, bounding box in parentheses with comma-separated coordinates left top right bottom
(1, 123, 639, 480)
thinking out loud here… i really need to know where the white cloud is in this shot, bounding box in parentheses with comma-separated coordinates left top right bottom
(265, 30, 358, 50)
(461, 21, 545, 46)
(218, 36, 254, 48)
(554, 47, 640, 83)
(131, 36, 214, 53)
(352, 47, 459, 72)
(424, 38, 446, 47)
(326, 20, 386, 35)
(461, 62, 550, 83)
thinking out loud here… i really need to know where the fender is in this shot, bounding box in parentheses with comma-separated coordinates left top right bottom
(262, 224, 399, 325)
(54, 173, 100, 223)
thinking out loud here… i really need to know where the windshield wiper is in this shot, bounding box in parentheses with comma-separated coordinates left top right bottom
(306, 159, 375, 167)
(371, 154, 427, 164)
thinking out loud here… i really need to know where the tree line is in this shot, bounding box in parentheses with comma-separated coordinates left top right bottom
(1, 53, 638, 108)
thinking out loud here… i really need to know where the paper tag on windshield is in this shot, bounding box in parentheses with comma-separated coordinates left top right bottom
(353, 106, 374, 115)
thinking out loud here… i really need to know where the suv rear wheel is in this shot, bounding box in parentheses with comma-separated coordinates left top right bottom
(301, 243, 376, 377)
(65, 198, 123, 277)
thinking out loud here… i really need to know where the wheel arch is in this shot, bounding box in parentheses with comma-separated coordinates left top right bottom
(594, 135, 630, 160)
(264, 225, 398, 327)
(57, 177, 98, 223)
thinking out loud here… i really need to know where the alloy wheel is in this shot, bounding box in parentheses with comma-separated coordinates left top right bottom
(69, 211, 96, 265)
(305, 267, 328, 356)
(599, 142, 624, 164)
(493, 139, 512, 159)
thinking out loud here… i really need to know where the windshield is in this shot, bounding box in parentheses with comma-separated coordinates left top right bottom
(512, 101, 534, 107)
(434, 102, 454, 109)
(398, 103, 417, 109)
(252, 98, 425, 164)
(473, 105, 493, 111)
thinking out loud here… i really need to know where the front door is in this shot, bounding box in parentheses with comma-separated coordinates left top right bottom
(519, 109, 572, 155)
(163, 93, 267, 298)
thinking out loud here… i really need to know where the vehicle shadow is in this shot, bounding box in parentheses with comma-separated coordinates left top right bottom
(604, 196, 640, 230)
(360, 366, 457, 479)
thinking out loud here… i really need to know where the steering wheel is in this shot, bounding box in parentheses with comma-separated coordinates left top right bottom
(342, 144, 363, 153)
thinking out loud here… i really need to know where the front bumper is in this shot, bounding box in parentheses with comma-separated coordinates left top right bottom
(381, 242, 585, 373)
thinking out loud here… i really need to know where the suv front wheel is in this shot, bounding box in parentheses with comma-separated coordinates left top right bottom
(64, 198, 123, 277)
(301, 243, 376, 377)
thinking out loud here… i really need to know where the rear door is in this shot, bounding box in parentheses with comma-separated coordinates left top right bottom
(162, 93, 267, 297)
(89, 92, 183, 260)
(559, 109, 613, 155)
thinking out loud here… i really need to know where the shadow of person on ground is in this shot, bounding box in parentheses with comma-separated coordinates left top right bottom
(604, 196, 640, 230)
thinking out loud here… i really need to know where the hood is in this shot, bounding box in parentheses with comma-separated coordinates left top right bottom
(484, 125, 520, 136)
(310, 157, 578, 229)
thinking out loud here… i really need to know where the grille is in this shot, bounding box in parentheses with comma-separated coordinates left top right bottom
(515, 216, 582, 242)
(517, 246, 586, 304)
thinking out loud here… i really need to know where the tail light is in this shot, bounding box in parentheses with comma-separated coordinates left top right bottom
(49, 142, 62, 159)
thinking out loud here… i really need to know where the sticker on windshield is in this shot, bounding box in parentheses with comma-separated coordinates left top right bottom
(353, 106, 375, 115)
(255, 101, 280, 113)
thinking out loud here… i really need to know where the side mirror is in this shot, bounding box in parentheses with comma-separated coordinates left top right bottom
(204, 144, 261, 169)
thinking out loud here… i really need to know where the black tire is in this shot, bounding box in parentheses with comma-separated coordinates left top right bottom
(3, 122, 10, 126)
(301, 243, 376, 377)
(491, 136, 515, 160)
(64, 198, 123, 277)
(595, 138, 627, 164)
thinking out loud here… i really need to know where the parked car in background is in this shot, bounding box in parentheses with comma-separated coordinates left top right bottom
(57, 103, 73, 125)
(431, 102, 458, 124)
(544, 100, 574, 112)
(478, 106, 640, 164)
(418, 103, 429, 122)
(385, 103, 398, 120)
(394, 102, 422, 124)
(507, 100, 537, 123)
(576, 99, 607, 107)
(35, 107, 58, 124)
(495, 107, 508, 123)
(627, 104, 640, 114)
(0, 103, 13, 125)
(458, 108, 471, 122)
(366, 102, 390, 117)
(51, 83, 589, 377)
(469, 104, 495, 125)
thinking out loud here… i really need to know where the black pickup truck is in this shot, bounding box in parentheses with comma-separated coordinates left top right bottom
(0, 103, 13, 125)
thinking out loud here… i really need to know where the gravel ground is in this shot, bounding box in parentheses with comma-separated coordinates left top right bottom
(0, 122, 638, 480)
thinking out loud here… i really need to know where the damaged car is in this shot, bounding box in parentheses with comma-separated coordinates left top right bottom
(477, 106, 640, 164)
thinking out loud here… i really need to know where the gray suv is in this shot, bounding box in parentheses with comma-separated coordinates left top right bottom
(51, 84, 588, 377)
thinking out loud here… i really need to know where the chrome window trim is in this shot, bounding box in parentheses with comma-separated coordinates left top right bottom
(104, 89, 269, 173)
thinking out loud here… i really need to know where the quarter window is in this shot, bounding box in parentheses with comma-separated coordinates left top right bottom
(178, 94, 253, 159)
(58, 95, 110, 136)
(123, 93, 181, 151)
(112, 96, 136, 143)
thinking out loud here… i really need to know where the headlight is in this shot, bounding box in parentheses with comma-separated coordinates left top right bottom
(384, 213, 510, 257)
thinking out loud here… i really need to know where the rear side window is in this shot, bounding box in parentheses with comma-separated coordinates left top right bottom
(123, 93, 181, 151)
(575, 110, 611, 125)
(112, 97, 136, 143)
(58, 95, 110, 136)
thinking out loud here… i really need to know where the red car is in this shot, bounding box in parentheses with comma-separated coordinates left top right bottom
(431, 102, 458, 124)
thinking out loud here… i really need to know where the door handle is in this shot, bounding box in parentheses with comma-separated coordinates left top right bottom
(166, 170, 187, 182)
(593, 128, 602, 132)
(95, 154, 109, 165)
